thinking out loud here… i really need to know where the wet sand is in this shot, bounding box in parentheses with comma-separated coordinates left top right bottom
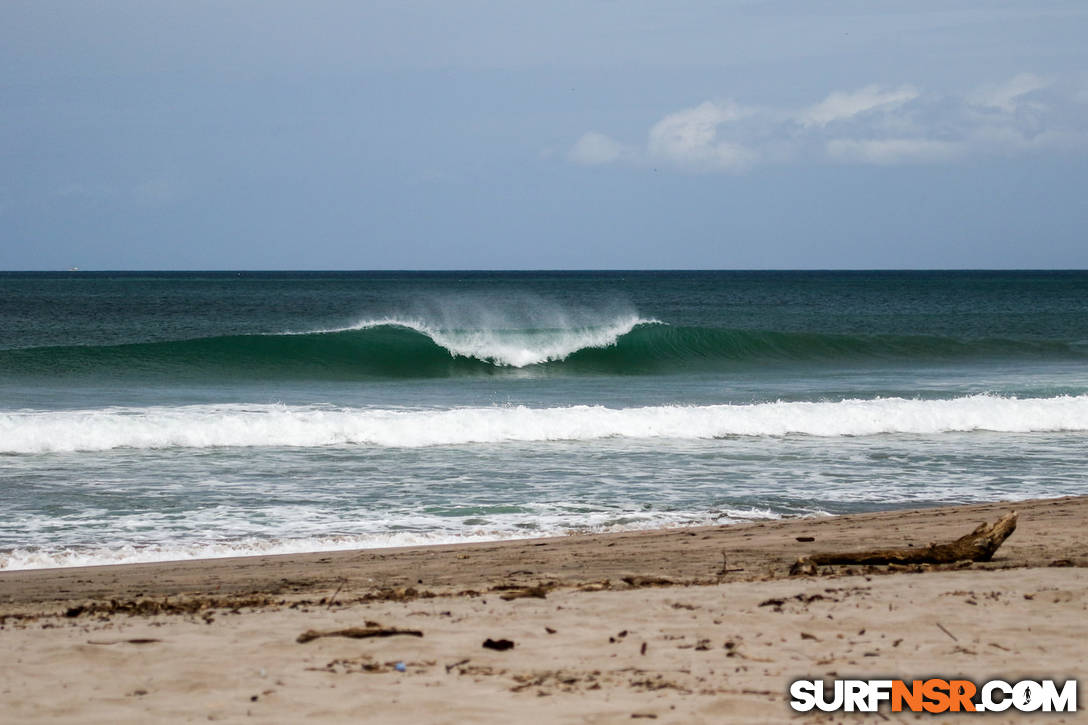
(2, 496, 1086, 723)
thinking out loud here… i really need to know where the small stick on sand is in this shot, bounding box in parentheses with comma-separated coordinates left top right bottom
(297, 627, 423, 644)
(936, 622, 958, 642)
(445, 658, 471, 673)
(325, 579, 346, 609)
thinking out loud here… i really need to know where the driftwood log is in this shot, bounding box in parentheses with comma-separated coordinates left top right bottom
(789, 511, 1018, 576)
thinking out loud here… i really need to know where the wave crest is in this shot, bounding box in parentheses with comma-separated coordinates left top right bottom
(341, 315, 655, 367)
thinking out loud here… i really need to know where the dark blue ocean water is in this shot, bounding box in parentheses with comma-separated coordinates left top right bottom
(2, 271, 1086, 568)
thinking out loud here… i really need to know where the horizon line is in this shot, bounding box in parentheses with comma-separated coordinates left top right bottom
(3, 268, 1088, 274)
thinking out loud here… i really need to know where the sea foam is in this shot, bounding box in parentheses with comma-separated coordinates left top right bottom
(0, 506, 790, 571)
(3, 394, 1087, 454)
(334, 315, 656, 367)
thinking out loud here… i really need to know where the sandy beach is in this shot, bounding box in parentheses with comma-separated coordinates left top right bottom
(2, 496, 1086, 723)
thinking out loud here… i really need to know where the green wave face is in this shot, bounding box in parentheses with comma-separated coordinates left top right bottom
(0, 326, 489, 381)
(0, 322, 1082, 381)
(560, 325, 1082, 374)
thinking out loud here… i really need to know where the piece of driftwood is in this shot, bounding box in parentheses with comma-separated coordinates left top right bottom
(789, 511, 1017, 576)
(296, 626, 423, 644)
(498, 586, 549, 601)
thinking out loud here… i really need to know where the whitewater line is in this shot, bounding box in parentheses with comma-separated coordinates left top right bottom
(2, 394, 1087, 454)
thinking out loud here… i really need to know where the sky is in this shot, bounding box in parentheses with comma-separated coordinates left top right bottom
(2, 0, 1087, 270)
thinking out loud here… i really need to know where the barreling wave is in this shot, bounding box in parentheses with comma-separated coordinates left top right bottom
(3, 394, 1087, 454)
(338, 316, 653, 367)
(1, 317, 1084, 381)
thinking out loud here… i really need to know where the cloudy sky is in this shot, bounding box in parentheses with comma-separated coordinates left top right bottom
(2, 1, 1086, 269)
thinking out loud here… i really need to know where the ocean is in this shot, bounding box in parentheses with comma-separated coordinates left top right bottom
(1, 270, 1086, 570)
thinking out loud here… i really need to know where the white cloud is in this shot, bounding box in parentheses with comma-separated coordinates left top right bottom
(646, 101, 756, 172)
(968, 73, 1051, 112)
(567, 74, 1088, 173)
(798, 85, 919, 128)
(568, 132, 626, 165)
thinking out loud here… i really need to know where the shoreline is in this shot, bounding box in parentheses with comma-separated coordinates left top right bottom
(0, 493, 1067, 575)
(3, 495, 1087, 612)
(3, 496, 1086, 723)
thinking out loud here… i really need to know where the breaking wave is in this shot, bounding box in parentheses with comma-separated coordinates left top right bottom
(0, 316, 1082, 380)
(3, 394, 1087, 454)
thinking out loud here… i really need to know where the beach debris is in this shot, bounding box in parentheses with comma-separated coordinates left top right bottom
(325, 579, 346, 609)
(789, 511, 1018, 575)
(497, 585, 549, 601)
(578, 580, 611, 592)
(717, 553, 728, 575)
(621, 575, 673, 588)
(309, 657, 432, 674)
(63, 595, 276, 618)
(629, 674, 691, 693)
(796, 536, 815, 542)
(86, 638, 162, 645)
(510, 669, 589, 693)
(483, 638, 515, 651)
(758, 592, 827, 613)
(445, 658, 471, 673)
(545, 626, 557, 634)
(936, 622, 958, 642)
(296, 626, 423, 644)
(363, 586, 430, 602)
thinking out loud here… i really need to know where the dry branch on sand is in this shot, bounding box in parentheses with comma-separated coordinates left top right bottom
(297, 627, 423, 644)
(790, 511, 1018, 575)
